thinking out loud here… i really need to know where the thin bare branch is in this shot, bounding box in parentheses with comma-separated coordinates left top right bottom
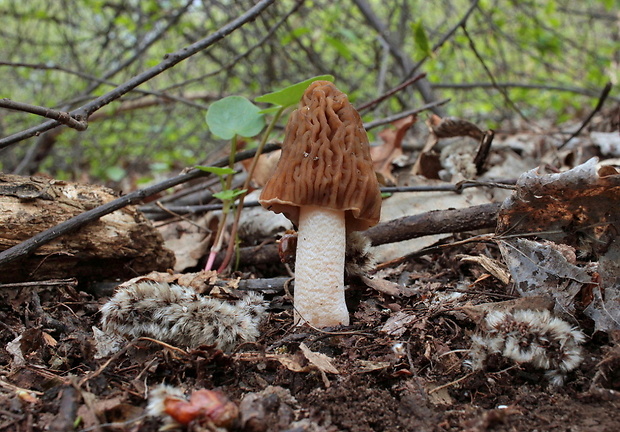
(432, 82, 620, 101)
(363, 98, 451, 130)
(0, 98, 87, 130)
(406, 0, 480, 79)
(558, 81, 614, 150)
(352, 0, 443, 115)
(0, 0, 276, 150)
(357, 73, 427, 112)
(461, 25, 532, 125)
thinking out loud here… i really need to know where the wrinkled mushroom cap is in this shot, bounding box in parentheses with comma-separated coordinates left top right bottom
(259, 81, 381, 232)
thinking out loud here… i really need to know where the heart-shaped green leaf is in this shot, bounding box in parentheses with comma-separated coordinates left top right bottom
(255, 75, 334, 108)
(206, 96, 265, 139)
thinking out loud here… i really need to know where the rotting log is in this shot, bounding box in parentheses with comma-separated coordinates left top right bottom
(0, 174, 175, 283)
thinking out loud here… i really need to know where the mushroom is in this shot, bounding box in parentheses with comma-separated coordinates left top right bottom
(259, 81, 381, 327)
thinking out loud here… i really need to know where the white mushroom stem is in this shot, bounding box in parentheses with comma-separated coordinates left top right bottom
(294, 205, 349, 327)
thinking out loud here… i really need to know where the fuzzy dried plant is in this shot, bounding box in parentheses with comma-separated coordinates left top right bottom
(100, 281, 267, 352)
(466, 309, 585, 385)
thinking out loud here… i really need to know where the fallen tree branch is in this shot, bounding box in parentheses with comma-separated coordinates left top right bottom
(216, 202, 502, 267)
(364, 202, 501, 246)
(0, 143, 281, 267)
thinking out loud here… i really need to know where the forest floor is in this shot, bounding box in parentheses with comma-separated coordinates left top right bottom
(1, 109, 620, 432)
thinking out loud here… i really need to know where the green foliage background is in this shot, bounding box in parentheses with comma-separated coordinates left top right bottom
(0, 0, 617, 184)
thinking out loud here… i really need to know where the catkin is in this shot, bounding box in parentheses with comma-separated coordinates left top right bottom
(100, 281, 267, 352)
(466, 309, 585, 385)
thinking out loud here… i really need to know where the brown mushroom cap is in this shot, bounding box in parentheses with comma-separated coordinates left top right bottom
(259, 81, 381, 232)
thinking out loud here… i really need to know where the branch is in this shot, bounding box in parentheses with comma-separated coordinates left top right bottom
(0, 0, 276, 150)
(363, 98, 451, 130)
(365, 203, 500, 246)
(0, 98, 88, 131)
(216, 202, 502, 268)
(558, 81, 613, 150)
(460, 25, 531, 124)
(162, 0, 304, 92)
(0, 143, 281, 267)
(432, 81, 620, 101)
(357, 73, 427, 112)
(351, 0, 443, 115)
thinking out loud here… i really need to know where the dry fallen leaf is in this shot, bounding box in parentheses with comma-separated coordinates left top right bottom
(242, 150, 281, 187)
(497, 158, 620, 332)
(381, 312, 417, 337)
(371, 115, 416, 184)
(299, 343, 339, 374)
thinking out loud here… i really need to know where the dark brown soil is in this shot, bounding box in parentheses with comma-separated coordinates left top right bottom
(1, 244, 619, 432)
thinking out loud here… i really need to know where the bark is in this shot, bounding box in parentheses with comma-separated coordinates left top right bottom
(0, 174, 175, 283)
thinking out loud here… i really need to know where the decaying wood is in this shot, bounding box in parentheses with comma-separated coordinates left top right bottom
(0, 143, 281, 269)
(0, 174, 175, 283)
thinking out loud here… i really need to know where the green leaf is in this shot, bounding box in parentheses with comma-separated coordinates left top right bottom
(281, 26, 311, 45)
(213, 188, 247, 201)
(255, 75, 334, 107)
(105, 166, 126, 182)
(258, 106, 284, 115)
(205, 96, 265, 139)
(325, 36, 353, 61)
(195, 166, 237, 176)
(412, 20, 432, 58)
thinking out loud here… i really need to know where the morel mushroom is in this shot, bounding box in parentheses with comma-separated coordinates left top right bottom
(259, 81, 381, 327)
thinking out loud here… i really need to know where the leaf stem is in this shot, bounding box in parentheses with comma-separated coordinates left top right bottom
(217, 106, 285, 273)
(205, 135, 239, 271)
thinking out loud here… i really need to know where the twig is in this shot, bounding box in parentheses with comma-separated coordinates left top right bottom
(363, 98, 451, 130)
(380, 179, 515, 195)
(558, 81, 613, 150)
(474, 130, 495, 175)
(352, 0, 443, 115)
(357, 73, 428, 111)
(0, 278, 78, 289)
(365, 202, 501, 246)
(0, 143, 281, 267)
(142, 180, 514, 218)
(0, 99, 87, 130)
(460, 25, 532, 125)
(432, 82, 620, 101)
(141, 201, 262, 217)
(428, 372, 475, 394)
(162, 0, 304, 92)
(0, 0, 276, 149)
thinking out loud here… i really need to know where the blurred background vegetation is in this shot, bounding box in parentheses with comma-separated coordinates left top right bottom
(0, 0, 617, 187)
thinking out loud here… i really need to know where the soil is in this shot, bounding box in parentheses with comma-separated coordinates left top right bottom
(1, 243, 620, 432)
